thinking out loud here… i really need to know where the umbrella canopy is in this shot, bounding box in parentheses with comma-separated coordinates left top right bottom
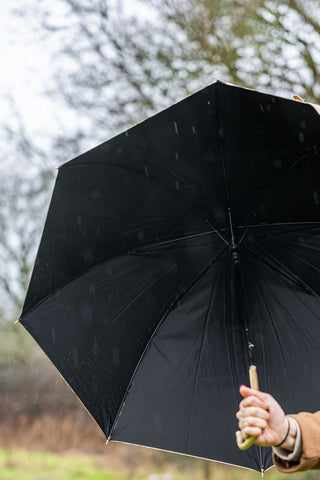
(20, 81, 320, 472)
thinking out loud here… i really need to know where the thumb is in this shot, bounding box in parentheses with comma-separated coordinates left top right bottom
(239, 385, 269, 408)
(240, 385, 258, 397)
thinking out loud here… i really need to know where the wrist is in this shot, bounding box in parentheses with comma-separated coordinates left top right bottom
(279, 417, 297, 452)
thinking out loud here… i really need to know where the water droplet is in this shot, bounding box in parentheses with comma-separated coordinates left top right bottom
(175, 152, 179, 160)
(175, 180, 180, 191)
(90, 189, 101, 200)
(82, 249, 94, 264)
(81, 301, 93, 324)
(273, 158, 282, 171)
(144, 165, 149, 177)
(72, 348, 79, 368)
(93, 338, 100, 355)
(259, 104, 265, 112)
(192, 126, 196, 134)
(51, 328, 56, 344)
(299, 131, 305, 143)
(138, 230, 145, 241)
(174, 121, 179, 134)
(313, 190, 319, 205)
(112, 346, 120, 367)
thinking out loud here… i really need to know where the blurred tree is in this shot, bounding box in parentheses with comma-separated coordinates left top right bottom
(0, 113, 52, 322)
(2, 0, 317, 339)
(0, 97, 86, 324)
(1, 0, 318, 470)
(0, 168, 51, 323)
(3, 0, 318, 396)
(20, 0, 320, 145)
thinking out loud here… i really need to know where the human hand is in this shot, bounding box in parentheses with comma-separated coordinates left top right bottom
(236, 385, 296, 450)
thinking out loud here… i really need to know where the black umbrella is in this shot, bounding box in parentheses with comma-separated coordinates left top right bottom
(20, 81, 320, 472)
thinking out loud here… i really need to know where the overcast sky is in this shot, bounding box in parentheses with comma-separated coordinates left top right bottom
(0, 0, 153, 139)
(0, 2, 53, 133)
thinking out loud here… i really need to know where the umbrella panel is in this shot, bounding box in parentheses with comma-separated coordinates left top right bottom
(20, 81, 320, 471)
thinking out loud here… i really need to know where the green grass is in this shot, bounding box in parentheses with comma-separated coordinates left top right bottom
(2, 448, 320, 480)
(0, 449, 129, 480)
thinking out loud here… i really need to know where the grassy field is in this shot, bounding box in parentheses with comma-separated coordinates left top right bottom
(2, 448, 320, 480)
(1, 340, 319, 480)
(0, 449, 131, 480)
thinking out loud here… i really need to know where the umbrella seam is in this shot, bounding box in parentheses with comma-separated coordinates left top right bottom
(185, 258, 222, 454)
(248, 263, 298, 412)
(108, 249, 227, 439)
(244, 246, 320, 354)
(62, 161, 223, 229)
(62, 254, 198, 386)
(20, 238, 224, 319)
(246, 244, 320, 302)
(215, 81, 230, 208)
(239, 147, 319, 223)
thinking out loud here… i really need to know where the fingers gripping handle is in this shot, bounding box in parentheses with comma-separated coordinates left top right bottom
(236, 365, 259, 450)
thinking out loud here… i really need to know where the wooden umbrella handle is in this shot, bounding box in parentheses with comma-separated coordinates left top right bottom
(236, 365, 259, 450)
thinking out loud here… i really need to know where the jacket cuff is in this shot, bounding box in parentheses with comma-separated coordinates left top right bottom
(274, 412, 320, 472)
(273, 418, 302, 462)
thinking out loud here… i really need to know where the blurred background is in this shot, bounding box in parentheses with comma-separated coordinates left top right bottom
(1, 1, 320, 478)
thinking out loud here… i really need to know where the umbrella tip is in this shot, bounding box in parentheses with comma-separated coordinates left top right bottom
(261, 468, 264, 477)
(293, 95, 304, 102)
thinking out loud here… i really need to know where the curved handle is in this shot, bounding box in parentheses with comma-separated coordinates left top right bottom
(236, 430, 255, 450)
(236, 365, 259, 450)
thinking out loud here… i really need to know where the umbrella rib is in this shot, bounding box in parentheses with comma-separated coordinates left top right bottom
(20, 231, 225, 320)
(266, 235, 320, 256)
(236, 222, 320, 245)
(186, 259, 222, 453)
(65, 161, 222, 230)
(249, 267, 297, 411)
(147, 157, 214, 209)
(239, 147, 319, 222)
(238, 226, 249, 245)
(244, 245, 320, 302)
(215, 85, 238, 249)
(252, 251, 319, 366)
(108, 249, 227, 439)
(237, 221, 320, 229)
(205, 218, 231, 247)
(215, 84, 230, 208)
(129, 230, 225, 253)
(64, 255, 193, 385)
